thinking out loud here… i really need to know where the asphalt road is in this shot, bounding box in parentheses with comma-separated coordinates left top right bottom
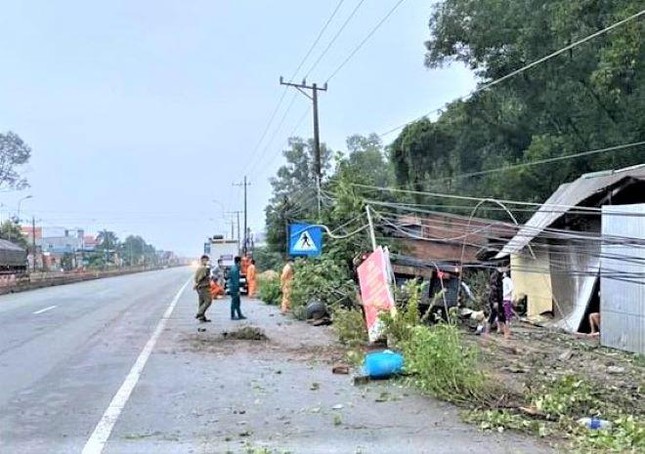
(0, 268, 553, 453)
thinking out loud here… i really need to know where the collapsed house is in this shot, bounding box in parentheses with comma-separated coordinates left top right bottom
(496, 164, 645, 354)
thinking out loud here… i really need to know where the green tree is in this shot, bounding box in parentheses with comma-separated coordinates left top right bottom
(0, 131, 32, 190)
(388, 0, 645, 215)
(0, 220, 28, 249)
(265, 137, 332, 255)
(96, 230, 119, 251)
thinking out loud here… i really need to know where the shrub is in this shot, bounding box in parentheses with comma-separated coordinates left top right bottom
(381, 280, 488, 405)
(401, 323, 487, 404)
(289, 256, 355, 319)
(332, 306, 367, 347)
(259, 275, 281, 306)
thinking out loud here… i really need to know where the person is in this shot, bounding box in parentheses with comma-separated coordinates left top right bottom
(247, 258, 257, 298)
(193, 255, 212, 323)
(589, 312, 601, 337)
(228, 256, 246, 320)
(502, 271, 514, 328)
(210, 259, 225, 299)
(241, 253, 251, 276)
(486, 269, 509, 338)
(280, 258, 294, 314)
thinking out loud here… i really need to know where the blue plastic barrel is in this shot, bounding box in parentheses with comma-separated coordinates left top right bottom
(363, 350, 404, 378)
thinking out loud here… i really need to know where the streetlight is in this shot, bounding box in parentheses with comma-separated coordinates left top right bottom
(17, 195, 33, 223)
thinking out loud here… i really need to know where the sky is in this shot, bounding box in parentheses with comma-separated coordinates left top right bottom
(0, 0, 475, 257)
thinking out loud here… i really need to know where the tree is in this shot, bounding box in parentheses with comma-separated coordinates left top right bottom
(387, 0, 645, 216)
(264, 137, 333, 254)
(96, 230, 119, 250)
(0, 220, 28, 249)
(0, 131, 31, 190)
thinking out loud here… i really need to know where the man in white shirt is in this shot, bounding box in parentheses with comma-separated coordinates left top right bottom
(502, 272, 514, 336)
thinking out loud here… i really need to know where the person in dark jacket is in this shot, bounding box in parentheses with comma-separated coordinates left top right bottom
(194, 255, 212, 322)
(228, 256, 246, 320)
(486, 269, 509, 338)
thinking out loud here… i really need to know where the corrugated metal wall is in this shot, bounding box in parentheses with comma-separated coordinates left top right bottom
(601, 204, 645, 355)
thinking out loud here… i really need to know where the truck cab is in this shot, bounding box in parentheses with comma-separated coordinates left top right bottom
(204, 236, 248, 295)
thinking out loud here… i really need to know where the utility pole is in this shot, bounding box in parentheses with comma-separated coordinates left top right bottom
(31, 216, 37, 272)
(233, 176, 251, 254)
(227, 210, 243, 254)
(279, 77, 327, 217)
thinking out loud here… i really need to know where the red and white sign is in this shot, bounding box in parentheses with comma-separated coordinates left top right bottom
(357, 246, 395, 342)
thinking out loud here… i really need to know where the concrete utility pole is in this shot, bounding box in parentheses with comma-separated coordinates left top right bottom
(227, 211, 243, 254)
(233, 176, 251, 253)
(279, 77, 327, 217)
(31, 216, 37, 272)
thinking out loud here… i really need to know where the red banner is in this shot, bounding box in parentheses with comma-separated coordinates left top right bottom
(357, 247, 395, 342)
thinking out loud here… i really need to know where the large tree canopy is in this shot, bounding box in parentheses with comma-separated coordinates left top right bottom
(390, 0, 644, 212)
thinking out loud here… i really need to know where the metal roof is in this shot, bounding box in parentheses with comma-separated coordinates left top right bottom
(496, 164, 645, 258)
(0, 239, 26, 252)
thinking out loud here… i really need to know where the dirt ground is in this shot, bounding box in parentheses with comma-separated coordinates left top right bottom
(463, 321, 645, 416)
(147, 298, 555, 453)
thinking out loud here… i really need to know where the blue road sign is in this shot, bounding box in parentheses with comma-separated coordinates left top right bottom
(289, 223, 323, 257)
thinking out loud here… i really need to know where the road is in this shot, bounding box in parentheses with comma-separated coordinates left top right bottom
(0, 268, 552, 453)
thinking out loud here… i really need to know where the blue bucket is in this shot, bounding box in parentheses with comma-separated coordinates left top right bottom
(363, 350, 404, 379)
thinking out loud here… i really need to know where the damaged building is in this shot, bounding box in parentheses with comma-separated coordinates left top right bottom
(497, 164, 645, 354)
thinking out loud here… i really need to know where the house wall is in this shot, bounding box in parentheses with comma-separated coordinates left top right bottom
(511, 249, 553, 316)
(601, 204, 645, 354)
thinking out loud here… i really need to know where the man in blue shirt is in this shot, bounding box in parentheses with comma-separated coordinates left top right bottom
(228, 256, 246, 320)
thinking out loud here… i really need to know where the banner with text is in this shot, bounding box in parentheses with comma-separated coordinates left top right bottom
(357, 246, 395, 342)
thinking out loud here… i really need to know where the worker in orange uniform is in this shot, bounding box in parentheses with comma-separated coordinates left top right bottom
(280, 258, 294, 314)
(247, 259, 257, 298)
(241, 253, 251, 276)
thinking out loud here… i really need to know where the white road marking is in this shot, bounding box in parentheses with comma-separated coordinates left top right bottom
(33, 305, 57, 315)
(82, 278, 191, 454)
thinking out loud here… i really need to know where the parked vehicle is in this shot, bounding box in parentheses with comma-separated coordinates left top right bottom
(0, 239, 28, 276)
(204, 236, 248, 295)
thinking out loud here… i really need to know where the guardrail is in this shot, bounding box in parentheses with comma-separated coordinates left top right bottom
(0, 266, 181, 295)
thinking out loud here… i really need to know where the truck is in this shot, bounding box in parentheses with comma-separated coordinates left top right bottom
(204, 237, 248, 295)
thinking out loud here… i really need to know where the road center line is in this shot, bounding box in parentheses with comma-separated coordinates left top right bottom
(33, 305, 57, 315)
(82, 278, 191, 454)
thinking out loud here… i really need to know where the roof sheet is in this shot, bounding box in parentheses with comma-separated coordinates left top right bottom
(496, 164, 645, 257)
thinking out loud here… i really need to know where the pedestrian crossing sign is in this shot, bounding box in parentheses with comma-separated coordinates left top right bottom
(289, 223, 323, 257)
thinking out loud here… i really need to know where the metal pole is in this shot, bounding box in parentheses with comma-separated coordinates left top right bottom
(231, 220, 234, 240)
(365, 205, 377, 252)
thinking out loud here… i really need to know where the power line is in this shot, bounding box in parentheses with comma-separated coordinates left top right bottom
(246, 91, 299, 175)
(379, 8, 645, 137)
(304, 0, 367, 78)
(326, 0, 407, 83)
(292, 0, 348, 80)
(243, 0, 347, 170)
(432, 141, 645, 182)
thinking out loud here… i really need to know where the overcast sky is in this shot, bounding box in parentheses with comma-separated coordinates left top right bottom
(0, 0, 475, 257)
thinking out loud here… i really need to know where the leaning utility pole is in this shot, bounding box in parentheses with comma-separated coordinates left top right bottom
(233, 176, 251, 253)
(279, 77, 327, 217)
